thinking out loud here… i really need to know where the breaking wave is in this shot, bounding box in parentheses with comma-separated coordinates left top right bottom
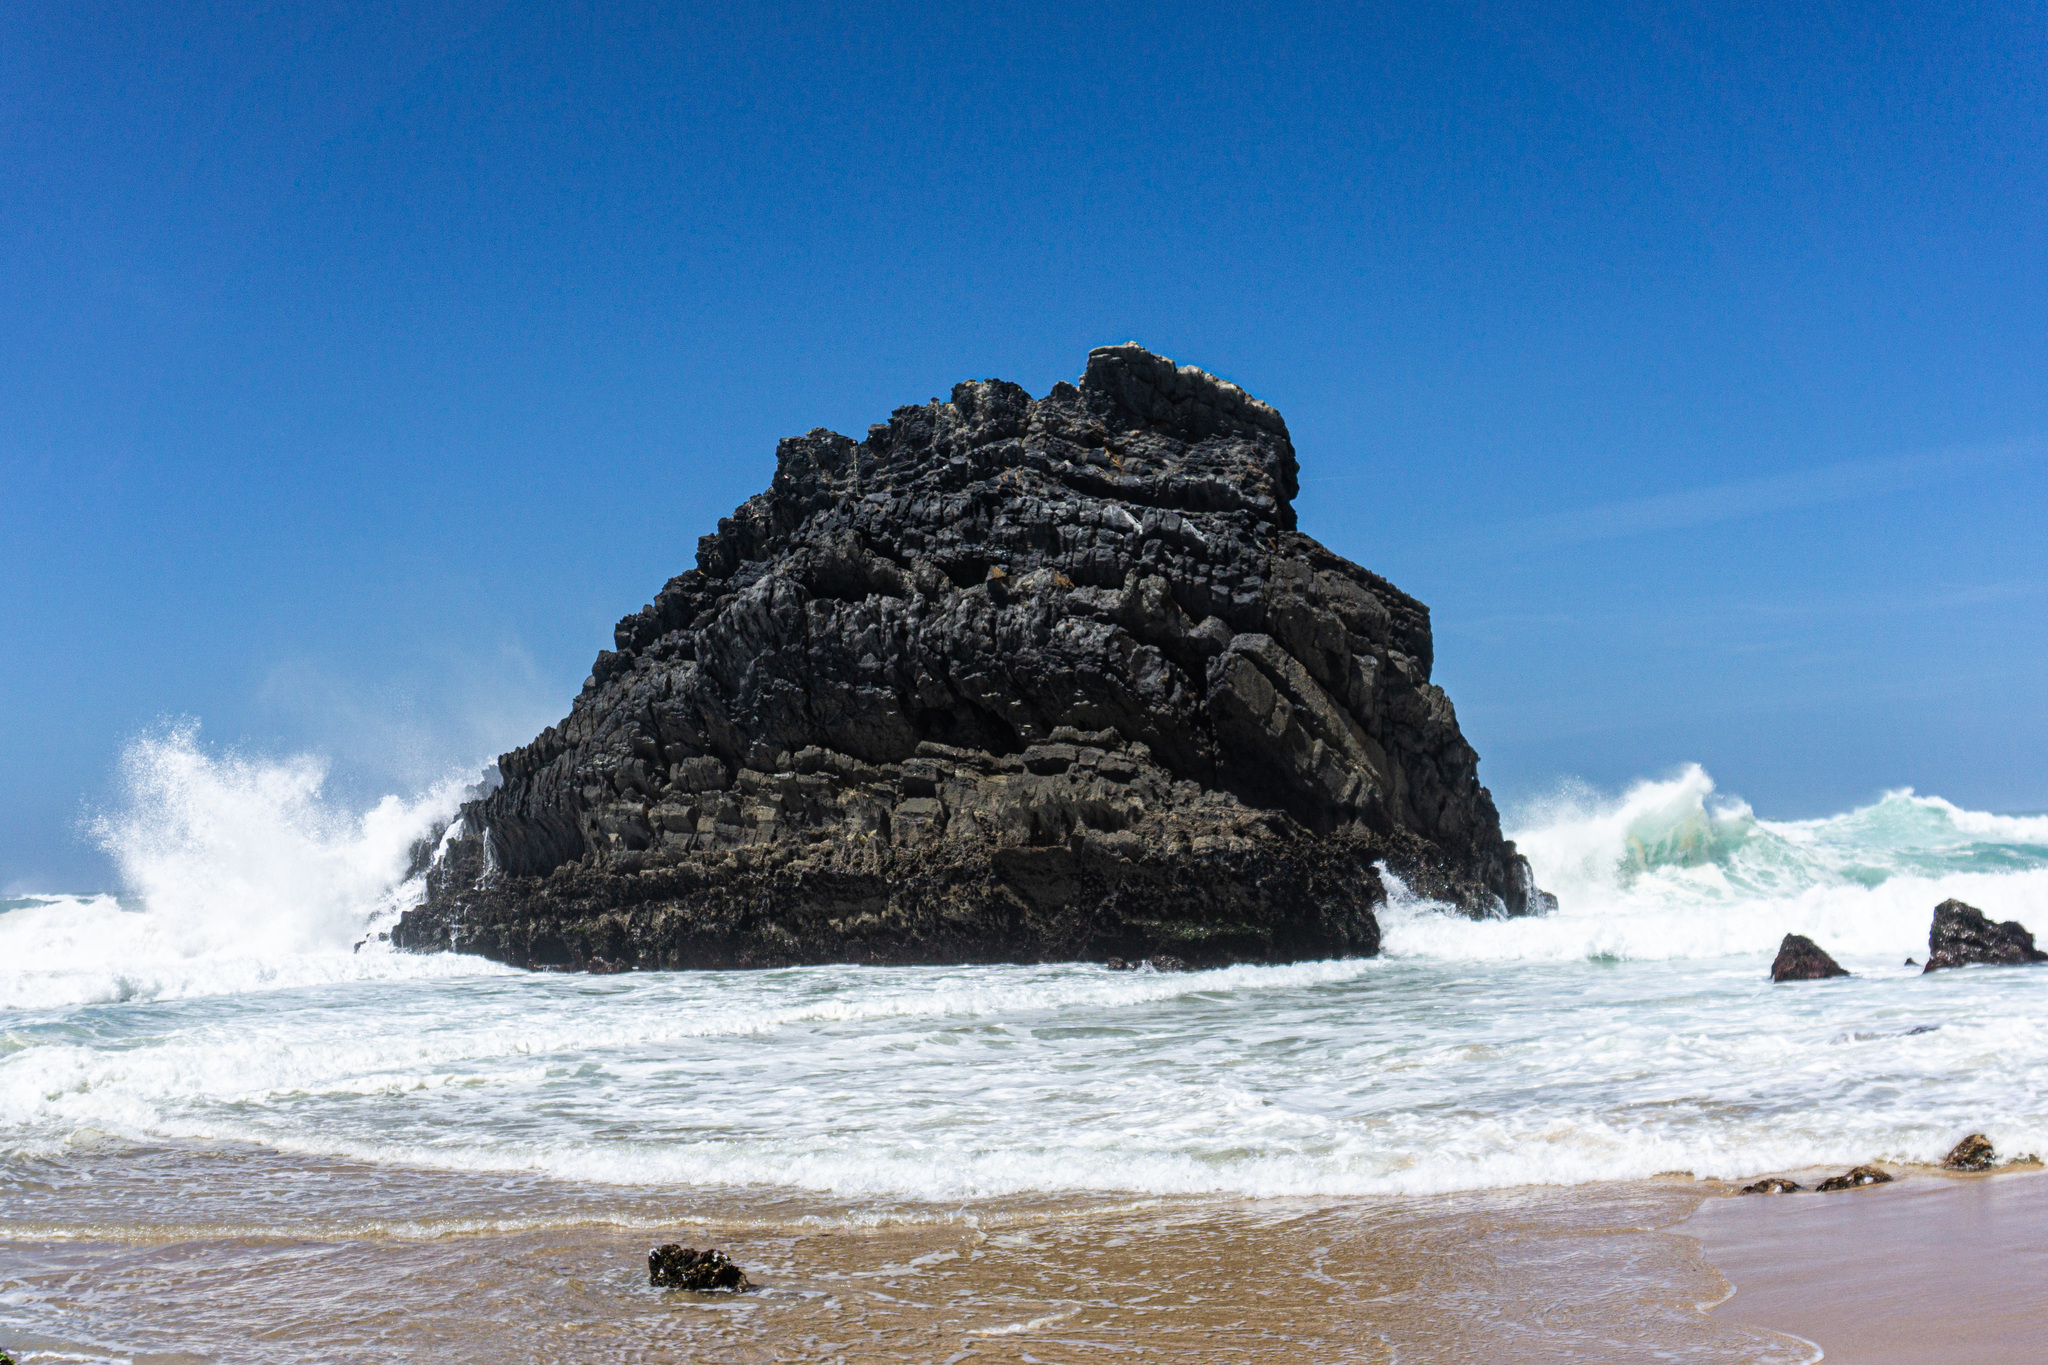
(0, 726, 502, 1009)
(1382, 763, 2048, 963)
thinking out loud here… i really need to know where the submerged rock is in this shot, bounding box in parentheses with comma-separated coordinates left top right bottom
(1923, 900, 2047, 973)
(394, 345, 1550, 971)
(1739, 1177, 1804, 1195)
(1815, 1165, 1894, 1193)
(649, 1245, 750, 1291)
(1107, 954, 1189, 972)
(1770, 934, 1849, 982)
(1942, 1134, 1997, 1171)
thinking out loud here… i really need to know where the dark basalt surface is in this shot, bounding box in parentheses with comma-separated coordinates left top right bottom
(1923, 899, 2046, 973)
(395, 345, 1550, 971)
(1769, 933, 1849, 982)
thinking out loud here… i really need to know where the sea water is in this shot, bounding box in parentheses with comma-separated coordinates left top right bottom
(2, 731, 2045, 1359)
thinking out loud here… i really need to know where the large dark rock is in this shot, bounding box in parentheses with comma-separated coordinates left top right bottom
(1923, 899, 2046, 973)
(1770, 933, 1849, 982)
(395, 345, 1551, 971)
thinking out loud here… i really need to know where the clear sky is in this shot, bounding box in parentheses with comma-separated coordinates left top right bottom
(4, 1, 2044, 891)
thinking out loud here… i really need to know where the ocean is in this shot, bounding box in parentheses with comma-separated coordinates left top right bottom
(3, 731, 2045, 1360)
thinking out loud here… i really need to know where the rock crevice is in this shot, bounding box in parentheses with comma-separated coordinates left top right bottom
(395, 345, 1549, 970)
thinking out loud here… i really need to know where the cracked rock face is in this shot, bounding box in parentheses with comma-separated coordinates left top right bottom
(394, 344, 1551, 971)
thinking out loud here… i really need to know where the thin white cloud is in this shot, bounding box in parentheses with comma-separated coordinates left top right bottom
(255, 640, 568, 794)
(1501, 440, 2033, 549)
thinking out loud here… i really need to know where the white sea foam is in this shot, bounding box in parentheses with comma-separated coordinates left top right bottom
(4, 756, 2046, 1203)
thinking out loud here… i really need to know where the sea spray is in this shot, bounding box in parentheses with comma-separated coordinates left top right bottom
(0, 725, 498, 1009)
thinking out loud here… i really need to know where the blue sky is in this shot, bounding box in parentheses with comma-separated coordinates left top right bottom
(3, 1, 2043, 890)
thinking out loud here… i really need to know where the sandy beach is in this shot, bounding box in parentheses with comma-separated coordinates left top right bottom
(1685, 1167, 2048, 1365)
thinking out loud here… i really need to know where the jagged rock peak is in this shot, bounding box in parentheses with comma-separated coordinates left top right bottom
(671, 344, 1299, 610)
(777, 343, 1286, 495)
(396, 344, 1545, 973)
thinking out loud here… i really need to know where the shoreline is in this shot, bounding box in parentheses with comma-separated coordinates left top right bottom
(6, 1138, 2043, 1360)
(0, 1140, 1793, 1363)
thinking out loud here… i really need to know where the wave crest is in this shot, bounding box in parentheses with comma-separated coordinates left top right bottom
(1381, 765, 2048, 964)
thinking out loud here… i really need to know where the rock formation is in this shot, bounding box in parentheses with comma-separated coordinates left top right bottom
(1739, 1176, 1803, 1195)
(1922, 899, 2046, 973)
(395, 344, 1550, 971)
(1769, 933, 1849, 982)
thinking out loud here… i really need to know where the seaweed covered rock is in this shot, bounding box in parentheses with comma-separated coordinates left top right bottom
(1942, 1134, 1997, 1171)
(649, 1245, 750, 1291)
(395, 345, 1550, 971)
(1815, 1165, 1893, 1193)
(1923, 900, 2047, 973)
(1770, 934, 1849, 982)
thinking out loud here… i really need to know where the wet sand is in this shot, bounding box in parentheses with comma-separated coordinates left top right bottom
(0, 1142, 1809, 1363)
(28, 1142, 2045, 1362)
(1684, 1167, 2048, 1365)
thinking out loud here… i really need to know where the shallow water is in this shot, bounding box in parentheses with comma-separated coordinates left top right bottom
(3, 738, 2046, 1359)
(3, 950, 2044, 1202)
(4, 1147, 1806, 1364)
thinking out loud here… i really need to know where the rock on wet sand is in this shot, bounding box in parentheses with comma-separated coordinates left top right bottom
(649, 1245, 751, 1291)
(1942, 1134, 1998, 1171)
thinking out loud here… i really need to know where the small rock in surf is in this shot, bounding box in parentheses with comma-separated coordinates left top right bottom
(1815, 1165, 1894, 1192)
(1923, 899, 2047, 972)
(1739, 1177, 1803, 1195)
(649, 1244, 751, 1291)
(1770, 934, 1849, 982)
(1942, 1134, 1997, 1171)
